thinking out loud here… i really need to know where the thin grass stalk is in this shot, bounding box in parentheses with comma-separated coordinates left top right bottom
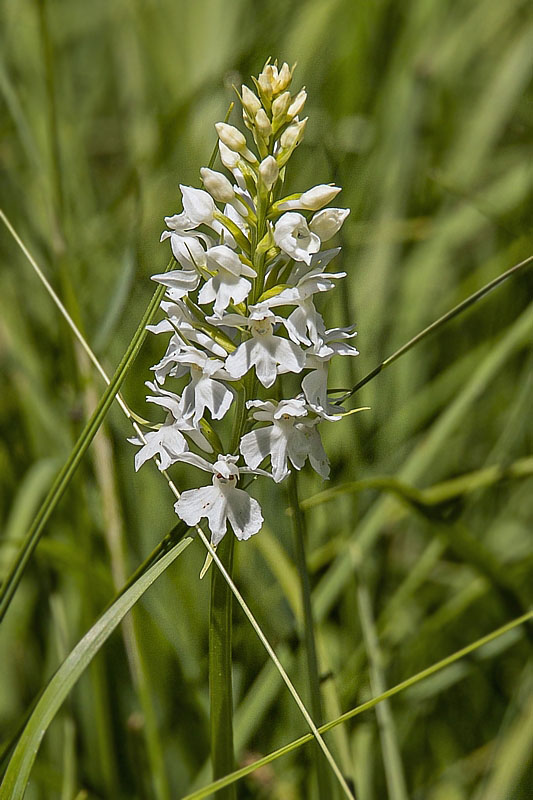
(288, 470, 332, 799)
(357, 583, 409, 800)
(181, 609, 533, 799)
(336, 253, 533, 402)
(0, 259, 173, 623)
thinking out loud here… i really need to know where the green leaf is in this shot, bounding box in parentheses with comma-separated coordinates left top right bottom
(0, 536, 194, 799)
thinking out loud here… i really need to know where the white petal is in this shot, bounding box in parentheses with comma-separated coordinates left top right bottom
(180, 185, 215, 225)
(175, 486, 228, 544)
(225, 339, 254, 379)
(173, 452, 215, 473)
(240, 427, 273, 470)
(225, 488, 263, 540)
(195, 376, 234, 423)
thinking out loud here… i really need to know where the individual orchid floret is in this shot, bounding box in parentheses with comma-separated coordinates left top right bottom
(293, 416, 331, 478)
(143, 381, 213, 450)
(240, 398, 309, 482)
(271, 91, 291, 121)
(241, 85, 262, 119)
(129, 416, 190, 472)
(152, 236, 207, 299)
(279, 117, 307, 152)
(168, 347, 235, 426)
(277, 185, 342, 212)
(147, 300, 227, 356)
(302, 328, 359, 417)
(211, 306, 306, 388)
(274, 212, 321, 265)
(287, 88, 307, 119)
(255, 108, 272, 140)
(200, 167, 236, 204)
(173, 453, 264, 545)
(309, 208, 351, 241)
(198, 245, 257, 316)
(179, 185, 216, 226)
(215, 122, 257, 163)
(263, 267, 346, 345)
(259, 156, 279, 190)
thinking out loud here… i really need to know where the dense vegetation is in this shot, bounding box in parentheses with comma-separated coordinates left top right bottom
(1, 0, 532, 797)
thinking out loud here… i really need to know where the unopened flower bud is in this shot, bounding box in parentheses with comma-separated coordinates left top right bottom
(299, 184, 342, 210)
(241, 85, 262, 118)
(273, 62, 292, 93)
(258, 64, 276, 99)
(272, 91, 291, 119)
(287, 88, 307, 119)
(219, 141, 240, 170)
(215, 122, 247, 152)
(255, 108, 272, 139)
(259, 156, 279, 190)
(280, 117, 307, 149)
(215, 122, 257, 163)
(309, 207, 351, 240)
(200, 167, 236, 203)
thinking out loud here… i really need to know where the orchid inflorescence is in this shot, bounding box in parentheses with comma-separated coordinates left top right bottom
(130, 59, 358, 546)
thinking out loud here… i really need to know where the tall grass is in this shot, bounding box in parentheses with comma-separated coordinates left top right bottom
(1, 0, 532, 798)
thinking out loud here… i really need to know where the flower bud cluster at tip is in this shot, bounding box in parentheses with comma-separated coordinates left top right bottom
(131, 59, 357, 546)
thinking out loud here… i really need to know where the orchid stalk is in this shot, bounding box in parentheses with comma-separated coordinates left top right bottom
(131, 58, 357, 797)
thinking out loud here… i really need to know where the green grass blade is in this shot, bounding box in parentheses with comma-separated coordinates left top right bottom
(0, 535, 194, 799)
(357, 583, 409, 800)
(0, 259, 172, 624)
(182, 611, 533, 799)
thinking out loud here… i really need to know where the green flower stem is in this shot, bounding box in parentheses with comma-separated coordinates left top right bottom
(288, 470, 332, 799)
(209, 533, 236, 799)
(0, 258, 174, 624)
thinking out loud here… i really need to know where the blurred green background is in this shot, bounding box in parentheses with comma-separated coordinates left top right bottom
(1, 0, 532, 797)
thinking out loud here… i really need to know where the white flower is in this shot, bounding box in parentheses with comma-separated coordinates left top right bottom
(147, 301, 227, 358)
(144, 381, 213, 451)
(180, 185, 216, 226)
(212, 306, 305, 388)
(274, 213, 321, 265)
(198, 245, 257, 316)
(154, 232, 209, 299)
(170, 347, 235, 425)
(128, 418, 188, 472)
(303, 328, 359, 417)
(278, 185, 341, 212)
(240, 398, 309, 482)
(309, 208, 350, 241)
(159, 230, 209, 268)
(293, 417, 331, 478)
(173, 454, 264, 545)
(263, 267, 346, 345)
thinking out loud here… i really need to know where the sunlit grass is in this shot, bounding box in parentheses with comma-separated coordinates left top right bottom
(1, 0, 532, 797)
